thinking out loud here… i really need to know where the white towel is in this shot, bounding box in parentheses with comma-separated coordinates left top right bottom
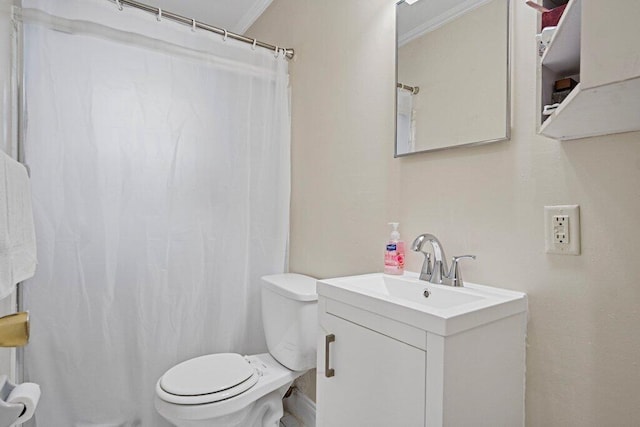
(0, 151, 37, 299)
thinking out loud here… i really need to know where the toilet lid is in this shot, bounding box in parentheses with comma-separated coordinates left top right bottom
(159, 353, 259, 404)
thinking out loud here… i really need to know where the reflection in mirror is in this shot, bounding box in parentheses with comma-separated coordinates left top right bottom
(396, 0, 510, 156)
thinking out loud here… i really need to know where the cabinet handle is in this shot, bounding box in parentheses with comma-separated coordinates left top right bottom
(325, 334, 335, 378)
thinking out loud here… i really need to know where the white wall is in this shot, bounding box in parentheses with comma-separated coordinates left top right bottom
(249, 0, 640, 425)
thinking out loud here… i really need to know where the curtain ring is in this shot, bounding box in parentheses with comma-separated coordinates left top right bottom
(157, 7, 162, 22)
(274, 46, 279, 58)
(281, 48, 287, 58)
(115, 0, 123, 11)
(192, 18, 196, 32)
(252, 39, 257, 50)
(223, 30, 228, 42)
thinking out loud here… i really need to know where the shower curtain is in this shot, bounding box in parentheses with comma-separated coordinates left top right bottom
(20, 1, 290, 425)
(396, 88, 415, 154)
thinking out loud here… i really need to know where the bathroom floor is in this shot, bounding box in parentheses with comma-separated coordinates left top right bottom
(280, 411, 303, 427)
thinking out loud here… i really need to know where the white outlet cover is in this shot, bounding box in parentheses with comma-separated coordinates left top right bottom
(544, 205, 580, 255)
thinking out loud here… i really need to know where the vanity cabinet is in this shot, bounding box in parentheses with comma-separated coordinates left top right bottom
(537, 0, 640, 140)
(316, 285, 527, 427)
(317, 309, 426, 426)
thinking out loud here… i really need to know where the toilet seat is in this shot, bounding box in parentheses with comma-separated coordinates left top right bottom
(157, 353, 260, 405)
(155, 353, 303, 425)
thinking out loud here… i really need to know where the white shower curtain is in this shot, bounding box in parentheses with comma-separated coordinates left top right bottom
(21, 1, 290, 425)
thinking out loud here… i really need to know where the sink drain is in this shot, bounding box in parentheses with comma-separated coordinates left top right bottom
(423, 289, 431, 298)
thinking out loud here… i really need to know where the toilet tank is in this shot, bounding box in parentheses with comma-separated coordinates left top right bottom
(261, 274, 318, 371)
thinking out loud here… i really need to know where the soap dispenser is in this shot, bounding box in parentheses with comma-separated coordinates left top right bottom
(384, 222, 405, 275)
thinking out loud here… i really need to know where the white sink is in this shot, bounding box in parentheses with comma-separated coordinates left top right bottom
(343, 274, 484, 309)
(317, 272, 527, 336)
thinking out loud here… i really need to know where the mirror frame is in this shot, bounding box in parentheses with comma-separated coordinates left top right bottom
(394, 0, 511, 157)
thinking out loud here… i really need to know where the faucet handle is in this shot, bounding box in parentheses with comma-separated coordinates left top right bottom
(448, 255, 476, 287)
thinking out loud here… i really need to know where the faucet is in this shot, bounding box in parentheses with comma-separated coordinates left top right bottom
(410, 233, 476, 287)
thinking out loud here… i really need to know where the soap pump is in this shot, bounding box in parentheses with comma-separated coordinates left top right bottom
(384, 222, 405, 275)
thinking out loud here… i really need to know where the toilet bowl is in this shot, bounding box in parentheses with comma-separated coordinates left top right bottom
(154, 273, 317, 427)
(155, 353, 301, 427)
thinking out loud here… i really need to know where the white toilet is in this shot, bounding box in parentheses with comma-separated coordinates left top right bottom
(154, 273, 317, 427)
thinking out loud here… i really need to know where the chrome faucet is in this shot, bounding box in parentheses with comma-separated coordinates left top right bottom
(410, 233, 476, 287)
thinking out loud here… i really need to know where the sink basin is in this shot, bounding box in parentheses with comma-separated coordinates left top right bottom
(317, 272, 527, 336)
(344, 274, 484, 309)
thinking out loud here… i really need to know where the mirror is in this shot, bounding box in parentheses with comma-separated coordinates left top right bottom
(395, 0, 510, 156)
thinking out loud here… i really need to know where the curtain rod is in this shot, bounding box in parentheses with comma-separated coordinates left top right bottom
(397, 83, 419, 95)
(110, 0, 295, 59)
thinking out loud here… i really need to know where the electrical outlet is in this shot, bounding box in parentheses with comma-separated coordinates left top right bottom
(544, 205, 580, 255)
(553, 215, 569, 244)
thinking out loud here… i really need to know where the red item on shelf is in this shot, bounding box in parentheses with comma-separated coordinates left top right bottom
(542, 3, 567, 29)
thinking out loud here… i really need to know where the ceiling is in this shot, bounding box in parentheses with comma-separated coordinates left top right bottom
(136, 0, 489, 45)
(139, 0, 486, 42)
(148, 0, 273, 34)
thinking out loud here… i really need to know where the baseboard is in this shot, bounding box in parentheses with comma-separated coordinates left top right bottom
(283, 389, 316, 427)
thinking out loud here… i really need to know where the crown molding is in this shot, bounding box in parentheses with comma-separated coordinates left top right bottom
(398, 0, 491, 46)
(234, 0, 273, 34)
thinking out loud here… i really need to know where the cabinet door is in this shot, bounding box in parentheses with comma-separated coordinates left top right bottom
(317, 313, 426, 427)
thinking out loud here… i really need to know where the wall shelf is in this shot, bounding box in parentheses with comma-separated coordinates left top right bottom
(540, 0, 580, 75)
(540, 78, 640, 140)
(537, 0, 640, 140)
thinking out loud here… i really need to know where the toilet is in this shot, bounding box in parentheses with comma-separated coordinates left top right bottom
(154, 273, 317, 427)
